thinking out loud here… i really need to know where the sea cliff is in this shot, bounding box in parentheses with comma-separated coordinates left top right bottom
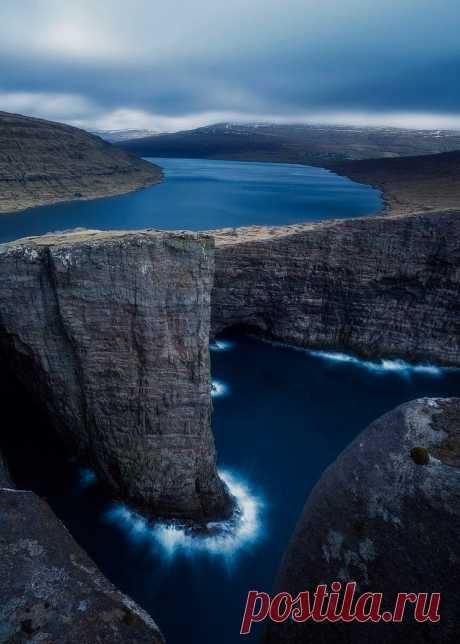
(0, 229, 231, 520)
(211, 210, 460, 366)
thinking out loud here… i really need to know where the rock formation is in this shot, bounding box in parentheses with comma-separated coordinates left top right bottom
(0, 111, 162, 214)
(0, 229, 231, 520)
(264, 397, 460, 644)
(0, 487, 164, 643)
(211, 210, 460, 366)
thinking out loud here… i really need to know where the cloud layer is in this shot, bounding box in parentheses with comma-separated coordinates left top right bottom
(1, 0, 459, 131)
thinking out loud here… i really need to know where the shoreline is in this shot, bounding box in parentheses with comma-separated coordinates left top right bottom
(0, 110, 164, 216)
(0, 167, 164, 216)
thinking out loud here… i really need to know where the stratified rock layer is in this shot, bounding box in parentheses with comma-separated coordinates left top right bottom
(0, 229, 230, 520)
(0, 488, 164, 643)
(212, 210, 460, 366)
(265, 398, 460, 644)
(0, 111, 162, 214)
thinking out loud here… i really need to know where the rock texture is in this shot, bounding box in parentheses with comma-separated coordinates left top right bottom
(211, 210, 460, 366)
(0, 229, 230, 520)
(0, 488, 164, 643)
(265, 397, 460, 644)
(0, 111, 162, 214)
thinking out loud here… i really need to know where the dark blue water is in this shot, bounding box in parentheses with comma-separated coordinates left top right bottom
(0, 158, 382, 243)
(3, 334, 460, 644)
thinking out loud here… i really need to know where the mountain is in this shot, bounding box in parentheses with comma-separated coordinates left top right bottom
(0, 111, 162, 214)
(119, 122, 460, 165)
(91, 128, 160, 143)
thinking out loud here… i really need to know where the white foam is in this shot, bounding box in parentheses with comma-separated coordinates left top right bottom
(211, 379, 230, 397)
(255, 336, 447, 376)
(210, 340, 234, 352)
(309, 350, 444, 376)
(103, 470, 263, 560)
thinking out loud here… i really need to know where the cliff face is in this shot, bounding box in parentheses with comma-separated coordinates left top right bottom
(0, 111, 162, 214)
(0, 488, 164, 643)
(265, 398, 460, 643)
(211, 210, 460, 366)
(0, 229, 230, 520)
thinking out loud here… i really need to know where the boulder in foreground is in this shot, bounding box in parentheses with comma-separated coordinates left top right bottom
(0, 488, 164, 643)
(265, 398, 460, 643)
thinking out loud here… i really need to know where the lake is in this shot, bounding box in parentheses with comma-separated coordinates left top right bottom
(0, 157, 382, 243)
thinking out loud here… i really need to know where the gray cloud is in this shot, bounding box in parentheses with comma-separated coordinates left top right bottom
(1, 0, 459, 130)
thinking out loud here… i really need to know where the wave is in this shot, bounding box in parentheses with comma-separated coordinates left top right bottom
(103, 470, 263, 560)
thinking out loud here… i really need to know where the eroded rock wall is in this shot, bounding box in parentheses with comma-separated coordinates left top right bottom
(0, 488, 165, 643)
(264, 397, 460, 643)
(212, 211, 460, 366)
(0, 229, 230, 520)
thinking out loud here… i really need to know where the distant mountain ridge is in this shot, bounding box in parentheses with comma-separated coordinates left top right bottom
(119, 121, 460, 165)
(91, 128, 160, 143)
(0, 111, 162, 214)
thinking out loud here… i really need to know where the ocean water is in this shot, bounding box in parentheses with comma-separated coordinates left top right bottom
(2, 334, 460, 643)
(0, 157, 382, 243)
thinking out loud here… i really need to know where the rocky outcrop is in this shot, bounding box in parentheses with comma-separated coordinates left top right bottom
(0, 229, 231, 520)
(211, 210, 460, 366)
(0, 488, 164, 643)
(265, 397, 460, 644)
(0, 111, 162, 214)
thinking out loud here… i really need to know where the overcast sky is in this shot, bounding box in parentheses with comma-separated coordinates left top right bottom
(1, 0, 460, 132)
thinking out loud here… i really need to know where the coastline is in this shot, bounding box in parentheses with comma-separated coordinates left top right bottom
(0, 166, 164, 216)
(0, 110, 164, 216)
(328, 151, 460, 216)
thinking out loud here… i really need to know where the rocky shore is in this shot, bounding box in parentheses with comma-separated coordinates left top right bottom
(0, 111, 162, 214)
